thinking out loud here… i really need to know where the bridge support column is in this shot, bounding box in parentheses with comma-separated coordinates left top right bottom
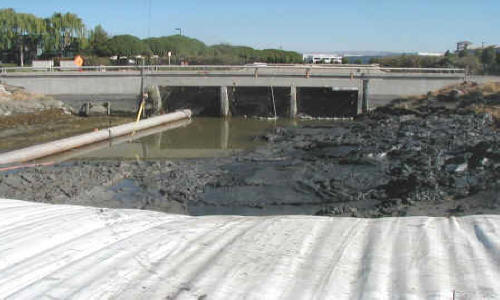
(362, 79, 370, 113)
(357, 85, 363, 115)
(290, 85, 297, 118)
(220, 86, 230, 118)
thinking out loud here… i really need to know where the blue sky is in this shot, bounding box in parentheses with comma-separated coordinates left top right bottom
(2, 0, 499, 53)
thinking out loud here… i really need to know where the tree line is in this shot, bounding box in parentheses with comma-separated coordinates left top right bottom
(0, 8, 302, 66)
(369, 48, 500, 75)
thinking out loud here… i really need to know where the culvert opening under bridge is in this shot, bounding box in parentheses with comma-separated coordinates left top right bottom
(159, 86, 220, 117)
(159, 86, 359, 118)
(297, 88, 358, 118)
(228, 87, 289, 117)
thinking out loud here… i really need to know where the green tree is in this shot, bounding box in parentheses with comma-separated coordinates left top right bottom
(0, 9, 46, 66)
(454, 55, 481, 73)
(144, 35, 206, 57)
(481, 46, 496, 72)
(45, 12, 86, 56)
(105, 35, 150, 57)
(88, 25, 109, 56)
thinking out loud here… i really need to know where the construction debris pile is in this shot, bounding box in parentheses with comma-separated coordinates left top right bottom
(0, 83, 72, 116)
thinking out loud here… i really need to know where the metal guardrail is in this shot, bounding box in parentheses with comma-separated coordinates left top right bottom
(0, 64, 467, 83)
(0, 64, 466, 75)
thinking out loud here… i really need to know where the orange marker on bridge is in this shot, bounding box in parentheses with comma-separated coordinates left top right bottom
(74, 55, 84, 71)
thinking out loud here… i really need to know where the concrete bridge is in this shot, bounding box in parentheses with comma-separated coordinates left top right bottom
(0, 65, 466, 117)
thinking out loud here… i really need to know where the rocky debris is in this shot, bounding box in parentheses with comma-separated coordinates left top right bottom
(0, 97, 73, 116)
(0, 84, 11, 96)
(0, 83, 73, 116)
(78, 102, 110, 117)
(437, 88, 465, 102)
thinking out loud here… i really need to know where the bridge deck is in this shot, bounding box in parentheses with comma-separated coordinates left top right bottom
(0, 65, 465, 96)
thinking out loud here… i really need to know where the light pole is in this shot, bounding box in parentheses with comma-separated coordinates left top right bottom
(175, 28, 182, 36)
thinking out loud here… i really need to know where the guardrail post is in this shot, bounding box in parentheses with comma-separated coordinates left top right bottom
(290, 85, 297, 118)
(305, 68, 311, 79)
(220, 86, 230, 118)
(254, 68, 258, 78)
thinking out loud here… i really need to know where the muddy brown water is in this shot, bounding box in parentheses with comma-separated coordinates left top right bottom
(54, 117, 309, 161)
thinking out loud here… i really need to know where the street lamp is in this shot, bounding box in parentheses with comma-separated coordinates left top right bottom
(175, 28, 182, 36)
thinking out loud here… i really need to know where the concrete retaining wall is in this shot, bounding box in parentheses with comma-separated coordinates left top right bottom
(1, 74, 141, 95)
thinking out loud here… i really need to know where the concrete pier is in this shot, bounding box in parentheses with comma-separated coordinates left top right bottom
(357, 82, 363, 114)
(220, 86, 230, 117)
(362, 79, 370, 113)
(290, 85, 297, 118)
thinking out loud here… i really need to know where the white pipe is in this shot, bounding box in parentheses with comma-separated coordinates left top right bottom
(0, 109, 191, 165)
(35, 118, 192, 164)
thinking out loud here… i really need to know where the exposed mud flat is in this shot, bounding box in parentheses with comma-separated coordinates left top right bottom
(0, 83, 134, 151)
(0, 110, 133, 152)
(1, 86, 498, 217)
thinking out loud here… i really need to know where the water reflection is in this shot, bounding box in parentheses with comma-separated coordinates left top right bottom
(68, 117, 295, 161)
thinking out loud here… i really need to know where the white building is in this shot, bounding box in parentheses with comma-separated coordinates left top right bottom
(417, 52, 444, 57)
(303, 53, 343, 64)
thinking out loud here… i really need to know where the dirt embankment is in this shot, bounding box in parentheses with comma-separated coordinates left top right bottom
(0, 84, 133, 151)
(0, 83, 73, 116)
(0, 82, 498, 217)
(396, 81, 500, 127)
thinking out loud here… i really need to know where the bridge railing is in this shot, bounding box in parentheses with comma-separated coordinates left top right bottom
(0, 64, 466, 75)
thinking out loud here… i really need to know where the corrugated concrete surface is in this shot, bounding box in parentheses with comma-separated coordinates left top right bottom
(0, 199, 498, 299)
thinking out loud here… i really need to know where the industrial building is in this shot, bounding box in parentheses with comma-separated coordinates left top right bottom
(303, 53, 343, 64)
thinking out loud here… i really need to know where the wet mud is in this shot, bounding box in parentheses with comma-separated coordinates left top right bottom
(1, 90, 498, 217)
(0, 110, 133, 151)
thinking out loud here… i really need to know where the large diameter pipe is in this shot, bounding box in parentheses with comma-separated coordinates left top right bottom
(36, 118, 192, 164)
(0, 109, 191, 165)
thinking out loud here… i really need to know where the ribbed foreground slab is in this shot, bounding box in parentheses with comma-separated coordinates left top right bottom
(0, 199, 498, 299)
